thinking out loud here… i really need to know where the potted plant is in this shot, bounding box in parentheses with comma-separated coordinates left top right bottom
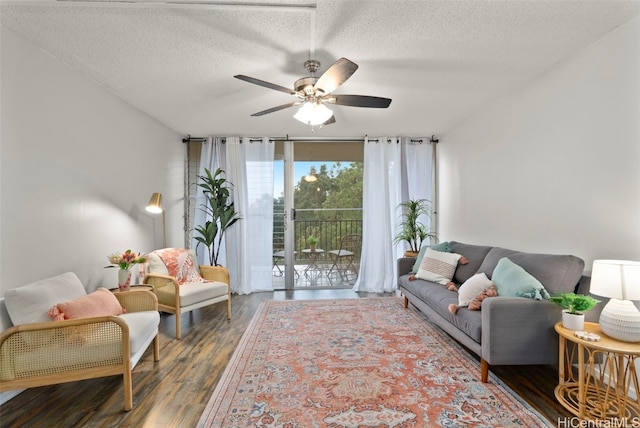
(394, 199, 437, 257)
(549, 292, 601, 330)
(307, 235, 320, 252)
(194, 167, 241, 266)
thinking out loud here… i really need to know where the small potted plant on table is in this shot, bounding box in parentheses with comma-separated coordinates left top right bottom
(550, 292, 601, 331)
(307, 235, 320, 252)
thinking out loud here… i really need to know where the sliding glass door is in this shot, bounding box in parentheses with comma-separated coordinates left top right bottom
(272, 140, 363, 290)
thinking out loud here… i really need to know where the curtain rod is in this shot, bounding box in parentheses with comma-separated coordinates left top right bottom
(182, 135, 440, 143)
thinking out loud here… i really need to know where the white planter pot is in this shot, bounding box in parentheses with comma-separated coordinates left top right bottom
(562, 310, 585, 331)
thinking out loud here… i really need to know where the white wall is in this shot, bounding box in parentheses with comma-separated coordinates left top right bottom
(438, 17, 640, 271)
(0, 25, 184, 296)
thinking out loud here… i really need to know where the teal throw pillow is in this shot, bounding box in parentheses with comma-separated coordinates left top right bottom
(410, 242, 451, 274)
(491, 257, 550, 300)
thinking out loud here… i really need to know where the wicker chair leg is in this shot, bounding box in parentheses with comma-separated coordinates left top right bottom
(123, 369, 133, 411)
(153, 335, 160, 361)
(175, 310, 182, 339)
(227, 297, 232, 320)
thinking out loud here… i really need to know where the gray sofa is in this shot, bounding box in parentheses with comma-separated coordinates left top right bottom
(398, 241, 601, 382)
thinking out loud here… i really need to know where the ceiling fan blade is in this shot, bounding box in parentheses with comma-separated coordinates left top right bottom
(251, 101, 300, 117)
(234, 75, 295, 95)
(322, 115, 336, 126)
(327, 94, 392, 108)
(314, 58, 358, 95)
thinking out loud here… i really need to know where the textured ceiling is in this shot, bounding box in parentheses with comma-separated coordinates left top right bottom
(2, 0, 639, 138)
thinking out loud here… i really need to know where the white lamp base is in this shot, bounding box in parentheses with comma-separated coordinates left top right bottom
(598, 298, 640, 342)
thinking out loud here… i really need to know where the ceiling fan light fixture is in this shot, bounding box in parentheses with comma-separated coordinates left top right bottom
(293, 102, 333, 126)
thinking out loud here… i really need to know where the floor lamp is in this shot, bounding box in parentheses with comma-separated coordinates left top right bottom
(145, 192, 166, 248)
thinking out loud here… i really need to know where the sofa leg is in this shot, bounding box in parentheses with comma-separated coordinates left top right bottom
(481, 359, 489, 383)
(403, 296, 409, 308)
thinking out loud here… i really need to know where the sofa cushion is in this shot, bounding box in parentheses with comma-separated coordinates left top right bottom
(416, 248, 461, 285)
(477, 247, 584, 295)
(4, 272, 86, 325)
(410, 242, 451, 274)
(178, 281, 228, 307)
(119, 311, 161, 355)
(400, 276, 482, 343)
(448, 242, 494, 284)
(491, 257, 550, 300)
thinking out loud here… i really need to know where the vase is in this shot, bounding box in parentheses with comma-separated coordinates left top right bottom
(562, 310, 585, 331)
(118, 268, 132, 292)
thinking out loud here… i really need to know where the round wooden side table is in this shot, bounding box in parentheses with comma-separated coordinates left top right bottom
(554, 322, 640, 422)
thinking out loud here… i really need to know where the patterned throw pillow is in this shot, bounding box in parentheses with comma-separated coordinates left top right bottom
(155, 248, 206, 285)
(410, 241, 451, 274)
(415, 247, 462, 285)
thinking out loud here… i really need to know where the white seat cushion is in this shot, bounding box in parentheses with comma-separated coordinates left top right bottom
(119, 311, 160, 355)
(178, 281, 228, 307)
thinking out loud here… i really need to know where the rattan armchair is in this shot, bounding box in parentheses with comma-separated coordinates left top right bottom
(0, 289, 160, 411)
(143, 248, 231, 339)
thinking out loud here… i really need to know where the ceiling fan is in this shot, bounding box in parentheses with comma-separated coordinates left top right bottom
(234, 57, 392, 126)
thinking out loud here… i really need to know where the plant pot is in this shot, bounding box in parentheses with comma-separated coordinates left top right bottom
(310, 244, 317, 252)
(562, 310, 585, 331)
(404, 251, 419, 258)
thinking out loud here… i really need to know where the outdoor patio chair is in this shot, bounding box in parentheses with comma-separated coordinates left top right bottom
(327, 234, 362, 284)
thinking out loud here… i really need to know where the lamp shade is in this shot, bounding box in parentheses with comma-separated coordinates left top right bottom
(590, 259, 640, 301)
(145, 193, 163, 214)
(293, 102, 333, 126)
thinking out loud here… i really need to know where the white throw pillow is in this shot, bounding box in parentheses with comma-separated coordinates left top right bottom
(4, 272, 86, 325)
(457, 272, 494, 306)
(416, 248, 462, 285)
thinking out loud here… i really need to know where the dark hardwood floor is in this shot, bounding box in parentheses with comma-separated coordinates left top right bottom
(0, 290, 569, 427)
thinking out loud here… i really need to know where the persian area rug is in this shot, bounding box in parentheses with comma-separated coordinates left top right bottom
(198, 298, 552, 427)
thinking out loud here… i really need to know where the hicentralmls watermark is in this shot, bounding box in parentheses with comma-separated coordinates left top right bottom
(557, 417, 640, 428)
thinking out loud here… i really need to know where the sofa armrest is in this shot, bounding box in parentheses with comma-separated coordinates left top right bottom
(199, 265, 230, 284)
(114, 290, 158, 313)
(397, 257, 415, 277)
(143, 273, 179, 308)
(0, 316, 129, 385)
(481, 297, 561, 366)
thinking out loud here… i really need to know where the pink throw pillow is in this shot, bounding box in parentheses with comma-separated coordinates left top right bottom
(48, 288, 125, 320)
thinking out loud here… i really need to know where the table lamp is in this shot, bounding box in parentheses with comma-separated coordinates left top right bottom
(589, 259, 640, 342)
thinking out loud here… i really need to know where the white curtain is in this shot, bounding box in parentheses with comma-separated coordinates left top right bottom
(193, 137, 227, 266)
(225, 137, 275, 294)
(354, 137, 403, 293)
(401, 138, 435, 246)
(354, 137, 435, 293)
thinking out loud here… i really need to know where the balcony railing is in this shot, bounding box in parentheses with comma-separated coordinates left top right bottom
(273, 208, 362, 264)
